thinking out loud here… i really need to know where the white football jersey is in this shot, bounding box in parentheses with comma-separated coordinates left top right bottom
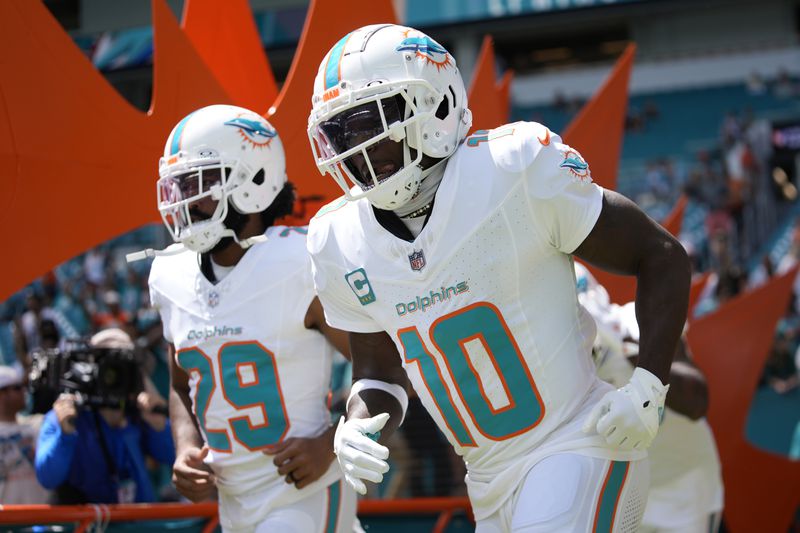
(149, 226, 342, 529)
(309, 122, 645, 519)
(577, 277, 724, 529)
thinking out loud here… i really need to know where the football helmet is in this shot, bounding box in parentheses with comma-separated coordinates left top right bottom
(307, 24, 472, 210)
(157, 104, 286, 253)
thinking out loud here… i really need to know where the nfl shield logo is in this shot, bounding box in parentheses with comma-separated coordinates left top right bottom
(208, 291, 220, 308)
(408, 250, 426, 271)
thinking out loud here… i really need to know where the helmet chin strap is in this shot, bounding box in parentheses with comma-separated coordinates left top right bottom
(125, 230, 266, 263)
(394, 157, 447, 217)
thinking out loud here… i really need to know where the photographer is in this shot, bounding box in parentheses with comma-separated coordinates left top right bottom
(34, 328, 175, 503)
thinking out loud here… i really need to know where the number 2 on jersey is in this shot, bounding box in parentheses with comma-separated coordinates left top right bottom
(399, 302, 544, 446)
(177, 341, 289, 452)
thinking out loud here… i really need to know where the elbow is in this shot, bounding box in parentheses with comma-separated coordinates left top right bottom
(665, 237, 692, 285)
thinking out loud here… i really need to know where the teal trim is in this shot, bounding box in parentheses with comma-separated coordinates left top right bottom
(594, 461, 630, 533)
(430, 304, 543, 438)
(169, 113, 193, 155)
(324, 34, 351, 89)
(326, 481, 341, 533)
(176, 349, 232, 452)
(221, 343, 289, 449)
(399, 329, 475, 447)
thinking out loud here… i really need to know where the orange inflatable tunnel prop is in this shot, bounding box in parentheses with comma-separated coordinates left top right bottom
(468, 36, 513, 132)
(687, 266, 800, 532)
(268, 0, 399, 224)
(0, 0, 233, 302)
(182, 0, 279, 113)
(562, 43, 635, 192)
(563, 43, 638, 305)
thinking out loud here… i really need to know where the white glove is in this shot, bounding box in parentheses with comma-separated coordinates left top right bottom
(333, 412, 391, 495)
(583, 367, 669, 451)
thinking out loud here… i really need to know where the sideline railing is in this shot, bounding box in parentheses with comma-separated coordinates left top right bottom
(0, 497, 473, 533)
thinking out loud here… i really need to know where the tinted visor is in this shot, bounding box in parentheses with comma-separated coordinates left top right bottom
(319, 97, 402, 156)
(157, 166, 231, 233)
(170, 166, 227, 199)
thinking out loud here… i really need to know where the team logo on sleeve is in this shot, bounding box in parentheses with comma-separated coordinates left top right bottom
(345, 268, 376, 305)
(559, 149, 591, 182)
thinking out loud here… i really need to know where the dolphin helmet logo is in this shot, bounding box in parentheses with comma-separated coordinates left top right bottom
(224, 115, 277, 149)
(396, 34, 453, 71)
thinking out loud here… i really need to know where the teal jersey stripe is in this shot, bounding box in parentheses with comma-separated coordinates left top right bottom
(324, 33, 351, 89)
(169, 113, 194, 155)
(326, 481, 341, 533)
(593, 461, 630, 533)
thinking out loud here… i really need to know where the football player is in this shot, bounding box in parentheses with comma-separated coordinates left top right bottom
(576, 264, 724, 533)
(145, 105, 358, 532)
(305, 24, 691, 532)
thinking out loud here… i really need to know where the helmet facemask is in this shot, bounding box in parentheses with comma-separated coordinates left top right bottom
(157, 154, 249, 253)
(309, 80, 441, 210)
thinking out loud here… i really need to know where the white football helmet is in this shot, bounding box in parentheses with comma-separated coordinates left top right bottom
(307, 24, 472, 210)
(157, 104, 287, 253)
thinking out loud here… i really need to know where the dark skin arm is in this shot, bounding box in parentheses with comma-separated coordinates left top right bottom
(305, 296, 351, 360)
(344, 330, 412, 445)
(629, 338, 709, 420)
(264, 297, 353, 489)
(574, 189, 691, 384)
(168, 343, 216, 502)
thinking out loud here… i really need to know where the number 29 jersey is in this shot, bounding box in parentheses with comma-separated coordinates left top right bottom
(308, 122, 645, 519)
(149, 227, 341, 508)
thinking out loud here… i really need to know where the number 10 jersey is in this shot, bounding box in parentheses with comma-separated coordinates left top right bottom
(308, 122, 646, 519)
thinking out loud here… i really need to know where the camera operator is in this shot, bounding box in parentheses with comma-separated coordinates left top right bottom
(34, 328, 175, 504)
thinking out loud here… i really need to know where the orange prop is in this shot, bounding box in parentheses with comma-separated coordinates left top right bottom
(562, 43, 635, 192)
(0, 0, 233, 301)
(661, 194, 687, 237)
(181, 0, 278, 114)
(687, 266, 800, 532)
(567, 44, 636, 304)
(268, 0, 399, 224)
(687, 271, 712, 319)
(467, 36, 513, 133)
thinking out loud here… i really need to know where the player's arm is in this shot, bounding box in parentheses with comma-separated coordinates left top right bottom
(331, 330, 411, 494)
(305, 296, 351, 360)
(265, 297, 351, 489)
(575, 189, 691, 450)
(574, 189, 690, 383)
(348, 330, 410, 435)
(168, 343, 216, 502)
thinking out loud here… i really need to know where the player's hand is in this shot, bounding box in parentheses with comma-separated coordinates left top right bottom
(136, 391, 168, 432)
(332, 413, 391, 495)
(54, 393, 78, 434)
(583, 367, 669, 451)
(172, 445, 216, 502)
(263, 426, 337, 489)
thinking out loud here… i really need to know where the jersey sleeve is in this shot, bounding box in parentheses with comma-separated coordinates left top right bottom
(147, 261, 174, 344)
(522, 126, 603, 254)
(307, 217, 384, 334)
(309, 255, 384, 334)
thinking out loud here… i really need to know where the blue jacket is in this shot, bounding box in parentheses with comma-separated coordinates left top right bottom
(35, 408, 175, 503)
